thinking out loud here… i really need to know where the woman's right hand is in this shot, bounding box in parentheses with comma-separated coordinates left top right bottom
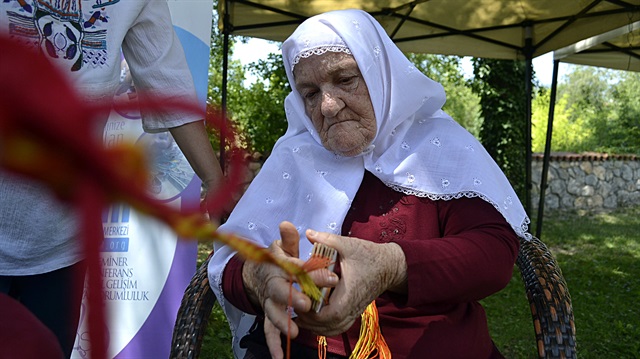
(241, 221, 339, 348)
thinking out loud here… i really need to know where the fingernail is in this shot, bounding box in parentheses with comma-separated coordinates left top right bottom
(328, 273, 338, 285)
(295, 298, 307, 308)
(307, 229, 317, 237)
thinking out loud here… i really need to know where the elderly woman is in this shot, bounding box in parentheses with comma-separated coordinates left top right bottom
(209, 9, 530, 359)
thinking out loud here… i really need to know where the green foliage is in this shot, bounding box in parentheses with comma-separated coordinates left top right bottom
(471, 58, 528, 200)
(532, 66, 640, 155)
(196, 246, 234, 358)
(560, 66, 611, 112)
(206, 30, 248, 153)
(607, 71, 640, 153)
(233, 53, 290, 154)
(531, 89, 594, 153)
(407, 53, 482, 136)
(207, 31, 245, 107)
(200, 303, 234, 359)
(207, 15, 287, 154)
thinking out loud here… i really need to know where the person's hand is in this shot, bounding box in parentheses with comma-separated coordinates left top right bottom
(241, 221, 339, 358)
(264, 315, 285, 359)
(295, 229, 408, 336)
(200, 180, 234, 224)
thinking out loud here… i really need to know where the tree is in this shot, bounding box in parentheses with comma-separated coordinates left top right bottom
(532, 65, 640, 156)
(471, 58, 529, 201)
(608, 71, 640, 153)
(233, 52, 290, 154)
(208, 5, 288, 154)
(207, 23, 250, 153)
(531, 88, 594, 153)
(407, 54, 482, 136)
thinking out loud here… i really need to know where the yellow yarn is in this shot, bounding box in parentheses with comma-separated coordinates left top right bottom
(318, 335, 327, 358)
(317, 301, 391, 359)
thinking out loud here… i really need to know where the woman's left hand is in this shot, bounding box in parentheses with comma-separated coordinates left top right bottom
(294, 229, 408, 336)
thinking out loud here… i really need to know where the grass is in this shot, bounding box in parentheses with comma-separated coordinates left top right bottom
(196, 246, 235, 359)
(483, 206, 640, 358)
(197, 206, 640, 358)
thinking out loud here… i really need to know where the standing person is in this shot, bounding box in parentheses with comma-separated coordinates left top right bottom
(208, 9, 530, 359)
(0, 1, 223, 357)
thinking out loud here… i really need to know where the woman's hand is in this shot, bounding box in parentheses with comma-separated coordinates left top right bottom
(241, 222, 339, 358)
(295, 229, 408, 336)
(242, 222, 307, 333)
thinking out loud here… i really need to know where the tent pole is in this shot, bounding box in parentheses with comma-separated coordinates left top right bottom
(535, 59, 560, 239)
(524, 23, 533, 217)
(220, 2, 230, 171)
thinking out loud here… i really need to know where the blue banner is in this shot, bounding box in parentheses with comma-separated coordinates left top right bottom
(72, 1, 213, 358)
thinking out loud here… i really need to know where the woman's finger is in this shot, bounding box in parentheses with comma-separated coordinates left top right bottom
(305, 229, 340, 248)
(264, 316, 284, 359)
(279, 221, 300, 257)
(307, 268, 338, 288)
(264, 298, 299, 339)
(296, 307, 356, 336)
(264, 278, 313, 314)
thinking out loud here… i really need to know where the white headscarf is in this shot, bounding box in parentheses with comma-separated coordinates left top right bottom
(209, 9, 530, 356)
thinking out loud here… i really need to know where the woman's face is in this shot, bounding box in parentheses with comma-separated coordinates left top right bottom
(293, 52, 376, 157)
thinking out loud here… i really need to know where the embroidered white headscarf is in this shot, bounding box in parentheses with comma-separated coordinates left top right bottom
(209, 9, 530, 356)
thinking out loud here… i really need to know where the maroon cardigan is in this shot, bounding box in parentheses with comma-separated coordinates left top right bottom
(223, 171, 519, 359)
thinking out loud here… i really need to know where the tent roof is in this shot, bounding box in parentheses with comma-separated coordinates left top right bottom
(554, 21, 640, 72)
(222, 0, 640, 60)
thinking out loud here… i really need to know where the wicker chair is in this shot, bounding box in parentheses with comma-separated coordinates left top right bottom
(170, 236, 576, 359)
(516, 236, 577, 358)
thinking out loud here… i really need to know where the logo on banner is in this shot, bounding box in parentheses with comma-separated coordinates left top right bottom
(102, 203, 130, 253)
(101, 204, 149, 302)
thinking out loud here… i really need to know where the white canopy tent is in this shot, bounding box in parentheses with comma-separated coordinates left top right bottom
(220, 0, 640, 59)
(555, 20, 640, 71)
(217, 0, 640, 216)
(535, 20, 640, 237)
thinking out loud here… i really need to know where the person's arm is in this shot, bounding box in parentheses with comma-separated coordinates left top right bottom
(168, 120, 224, 207)
(396, 197, 520, 307)
(222, 255, 261, 315)
(121, 2, 225, 214)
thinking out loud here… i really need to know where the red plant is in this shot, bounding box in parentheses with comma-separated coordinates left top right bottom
(0, 35, 323, 359)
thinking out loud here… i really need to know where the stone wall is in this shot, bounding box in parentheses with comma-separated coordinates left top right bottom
(531, 153, 640, 213)
(232, 152, 640, 214)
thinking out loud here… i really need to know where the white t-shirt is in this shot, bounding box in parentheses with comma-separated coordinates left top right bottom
(0, 0, 201, 275)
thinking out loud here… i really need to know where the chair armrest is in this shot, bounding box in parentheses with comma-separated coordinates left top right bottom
(170, 252, 217, 359)
(516, 236, 577, 359)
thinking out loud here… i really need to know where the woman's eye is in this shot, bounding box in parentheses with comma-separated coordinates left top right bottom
(339, 76, 356, 85)
(303, 91, 318, 100)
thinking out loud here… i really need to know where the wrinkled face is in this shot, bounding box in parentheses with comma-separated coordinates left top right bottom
(293, 52, 376, 157)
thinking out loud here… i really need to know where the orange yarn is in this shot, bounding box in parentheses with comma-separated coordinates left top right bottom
(318, 335, 328, 358)
(317, 301, 391, 359)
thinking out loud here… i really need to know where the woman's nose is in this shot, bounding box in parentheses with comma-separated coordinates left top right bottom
(320, 91, 344, 118)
